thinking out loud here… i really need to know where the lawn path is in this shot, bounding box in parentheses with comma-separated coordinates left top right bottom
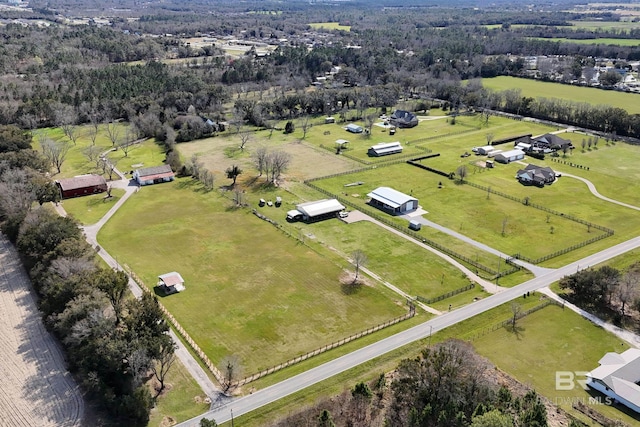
(0, 234, 85, 427)
(560, 172, 640, 211)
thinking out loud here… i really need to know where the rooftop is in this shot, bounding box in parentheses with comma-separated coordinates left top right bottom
(367, 187, 417, 209)
(55, 174, 107, 191)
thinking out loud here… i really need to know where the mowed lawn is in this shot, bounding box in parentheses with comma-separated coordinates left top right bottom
(61, 188, 126, 225)
(313, 163, 596, 260)
(474, 305, 639, 425)
(98, 178, 406, 374)
(480, 76, 640, 114)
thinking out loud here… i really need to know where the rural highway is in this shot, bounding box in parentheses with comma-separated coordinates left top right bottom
(176, 235, 640, 426)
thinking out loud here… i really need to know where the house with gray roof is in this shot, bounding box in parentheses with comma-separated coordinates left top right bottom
(516, 164, 556, 187)
(586, 348, 640, 414)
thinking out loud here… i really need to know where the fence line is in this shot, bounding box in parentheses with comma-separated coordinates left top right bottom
(126, 269, 225, 385)
(234, 304, 416, 386)
(416, 283, 475, 305)
(467, 299, 562, 341)
(304, 180, 509, 277)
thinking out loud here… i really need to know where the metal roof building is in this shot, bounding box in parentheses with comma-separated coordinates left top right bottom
(368, 141, 403, 157)
(367, 187, 418, 215)
(134, 164, 175, 186)
(290, 199, 345, 222)
(55, 174, 108, 199)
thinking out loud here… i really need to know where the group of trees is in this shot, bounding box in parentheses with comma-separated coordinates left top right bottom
(0, 126, 175, 425)
(270, 340, 550, 427)
(560, 264, 640, 323)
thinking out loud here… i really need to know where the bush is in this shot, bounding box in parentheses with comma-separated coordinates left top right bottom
(284, 120, 295, 134)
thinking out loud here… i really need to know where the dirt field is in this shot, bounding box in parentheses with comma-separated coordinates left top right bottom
(0, 234, 85, 427)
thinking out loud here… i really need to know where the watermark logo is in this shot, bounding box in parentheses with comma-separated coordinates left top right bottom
(555, 371, 589, 390)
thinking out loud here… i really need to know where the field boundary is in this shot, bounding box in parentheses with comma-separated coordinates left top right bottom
(304, 178, 520, 278)
(416, 282, 475, 304)
(126, 268, 226, 385)
(235, 303, 416, 387)
(466, 298, 563, 341)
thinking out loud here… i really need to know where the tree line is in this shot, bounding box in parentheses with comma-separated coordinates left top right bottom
(0, 125, 175, 425)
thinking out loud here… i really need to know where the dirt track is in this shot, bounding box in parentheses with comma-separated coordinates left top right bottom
(0, 234, 84, 426)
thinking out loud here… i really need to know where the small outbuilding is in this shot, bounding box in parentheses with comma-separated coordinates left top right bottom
(409, 220, 422, 231)
(368, 141, 403, 157)
(367, 187, 418, 215)
(157, 272, 185, 294)
(325, 116, 335, 124)
(390, 110, 419, 128)
(133, 164, 175, 186)
(55, 174, 108, 199)
(475, 145, 496, 155)
(287, 199, 345, 222)
(345, 123, 363, 134)
(495, 149, 525, 164)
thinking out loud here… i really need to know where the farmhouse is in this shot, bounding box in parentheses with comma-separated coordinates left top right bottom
(368, 141, 403, 157)
(532, 134, 573, 151)
(345, 123, 363, 133)
(390, 110, 418, 128)
(55, 174, 108, 199)
(133, 165, 175, 186)
(516, 164, 556, 186)
(286, 199, 345, 222)
(495, 149, 525, 164)
(367, 187, 418, 215)
(157, 272, 185, 294)
(586, 348, 640, 414)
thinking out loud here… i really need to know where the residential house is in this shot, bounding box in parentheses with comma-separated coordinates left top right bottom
(516, 164, 556, 186)
(586, 348, 640, 414)
(390, 110, 419, 128)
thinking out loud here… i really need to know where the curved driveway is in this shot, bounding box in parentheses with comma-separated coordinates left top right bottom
(561, 172, 640, 211)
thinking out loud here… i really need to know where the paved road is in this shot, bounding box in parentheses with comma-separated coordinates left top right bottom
(176, 235, 640, 426)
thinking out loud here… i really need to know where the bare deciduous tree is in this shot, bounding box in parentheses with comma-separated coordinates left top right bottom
(56, 105, 80, 145)
(106, 120, 121, 146)
(151, 340, 177, 396)
(616, 270, 639, 318)
(510, 302, 521, 328)
(501, 216, 508, 237)
(41, 138, 71, 174)
(220, 355, 242, 393)
(238, 129, 252, 152)
(456, 165, 467, 182)
(253, 146, 268, 177)
(300, 115, 312, 139)
(83, 145, 103, 168)
(352, 250, 368, 284)
(267, 150, 291, 184)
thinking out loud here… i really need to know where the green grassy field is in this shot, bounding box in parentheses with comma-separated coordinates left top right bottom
(530, 37, 640, 46)
(308, 22, 351, 31)
(480, 76, 640, 114)
(33, 124, 133, 179)
(98, 178, 406, 374)
(148, 359, 210, 427)
(61, 188, 126, 225)
(474, 305, 640, 425)
(312, 162, 600, 261)
(568, 20, 640, 31)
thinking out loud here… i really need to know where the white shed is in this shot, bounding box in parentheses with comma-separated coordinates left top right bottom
(367, 187, 418, 215)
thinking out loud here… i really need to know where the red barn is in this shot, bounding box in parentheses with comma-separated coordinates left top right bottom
(55, 174, 108, 199)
